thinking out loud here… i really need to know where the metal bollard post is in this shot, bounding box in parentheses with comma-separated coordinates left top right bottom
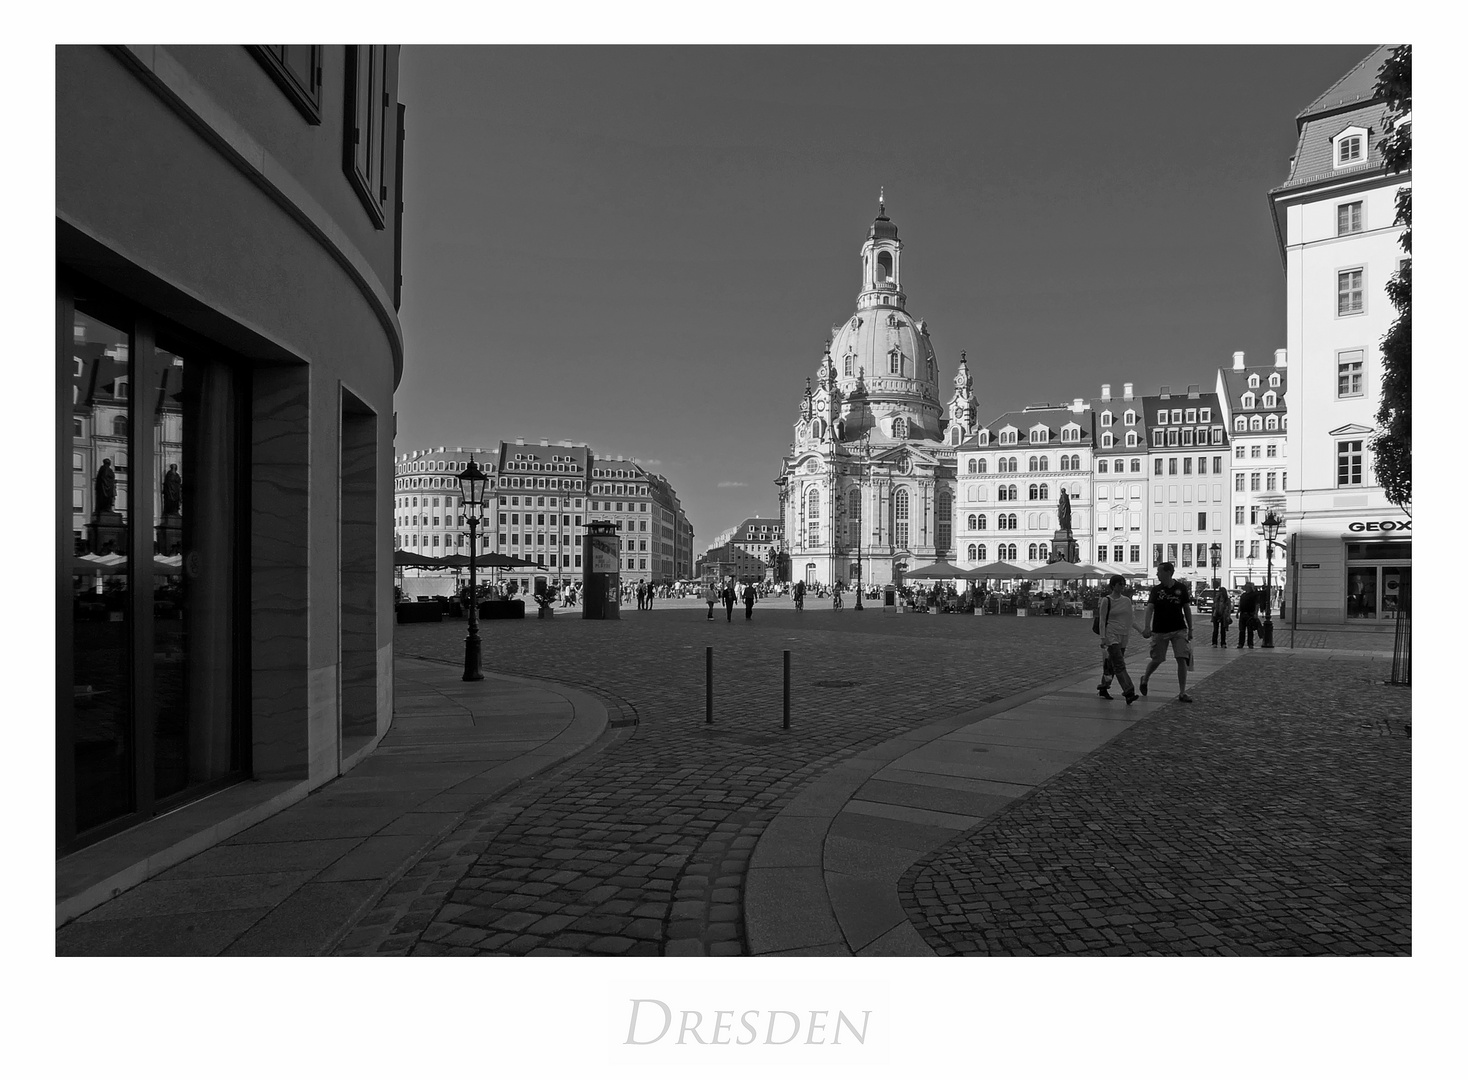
(706, 646, 713, 724)
(783, 650, 790, 729)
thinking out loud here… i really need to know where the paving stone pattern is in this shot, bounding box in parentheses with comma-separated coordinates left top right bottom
(337, 607, 1099, 955)
(900, 652, 1411, 955)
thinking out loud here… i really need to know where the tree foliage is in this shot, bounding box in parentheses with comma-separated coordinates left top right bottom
(1372, 45, 1411, 510)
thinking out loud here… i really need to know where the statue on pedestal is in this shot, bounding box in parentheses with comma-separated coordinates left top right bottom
(95, 459, 116, 514)
(1058, 489, 1072, 533)
(163, 464, 182, 517)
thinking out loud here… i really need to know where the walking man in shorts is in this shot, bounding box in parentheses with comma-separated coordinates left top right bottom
(1140, 561, 1195, 703)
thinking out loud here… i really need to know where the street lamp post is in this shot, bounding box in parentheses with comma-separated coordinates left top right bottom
(1261, 507, 1284, 649)
(1209, 542, 1222, 585)
(458, 456, 489, 681)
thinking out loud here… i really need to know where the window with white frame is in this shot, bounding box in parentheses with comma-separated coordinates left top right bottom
(1336, 440, 1364, 486)
(1338, 268, 1364, 315)
(1265, 414, 1279, 430)
(1262, 391, 1276, 408)
(1337, 201, 1363, 235)
(1337, 350, 1364, 397)
(1101, 432, 1114, 448)
(1335, 130, 1365, 167)
(1124, 410, 1136, 426)
(1125, 431, 1138, 448)
(1100, 411, 1113, 427)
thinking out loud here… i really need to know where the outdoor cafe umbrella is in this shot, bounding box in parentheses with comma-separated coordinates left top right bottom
(962, 560, 1028, 580)
(392, 550, 439, 568)
(903, 557, 967, 580)
(1022, 560, 1106, 580)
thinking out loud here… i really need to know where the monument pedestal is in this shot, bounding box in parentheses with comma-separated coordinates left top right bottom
(1051, 530, 1078, 564)
(88, 511, 127, 556)
(155, 513, 183, 556)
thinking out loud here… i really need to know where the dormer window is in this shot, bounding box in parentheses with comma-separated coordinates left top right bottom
(1101, 432, 1114, 448)
(1241, 392, 1256, 409)
(1030, 426, 1049, 444)
(1248, 373, 1260, 388)
(1123, 410, 1136, 426)
(1263, 391, 1277, 408)
(1156, 410, 1167, 424)
(1334, 128, 1367, 168)
(1061, 423, 1080, 443)
(1200, 408, 1211, 423)
(1125, 431, 1139, 448)
(999, 427, 1017, 445)
(1100, 410, 1113, 427)
(1184, 409, 1197, 424)
(1170, 410, 1182, 424)
(977, 431, 990, 446)
(1269, 373, 1280, 388)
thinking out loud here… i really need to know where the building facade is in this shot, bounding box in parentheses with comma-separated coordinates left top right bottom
(1216, 351, 1290, 591)
(698, 518, 783, 583)
(58, 46, 406, 889)
(1270, 45, 1410, 622)
(1090, 382, 1151, 575)
(1142, 385, 1231, 593)
(775, 202, 961, 588)
(955, 403, 1094, 569)
(394, 446, 497, 556)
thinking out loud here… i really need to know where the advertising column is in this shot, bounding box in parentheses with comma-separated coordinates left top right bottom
(582, 520, 621, 620)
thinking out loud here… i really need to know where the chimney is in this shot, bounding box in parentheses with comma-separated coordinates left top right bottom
(1274, 348, 1288, 367)
(1160, 385, 1171, 399)
(515, 438, 525, 445)
(1072, 397, 1084, 412)
(1123, 382, 1134, 401)
(1232, 351, 1245, 371)
(540, 438, 550, 446)
(1101, 383, 1112, 402)
(1187, 384, 1200, 399)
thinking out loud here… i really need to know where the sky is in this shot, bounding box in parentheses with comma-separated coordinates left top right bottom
(394, 44, 1375, 553)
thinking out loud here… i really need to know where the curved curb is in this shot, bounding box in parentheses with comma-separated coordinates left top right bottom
(318, 665, 616, 955)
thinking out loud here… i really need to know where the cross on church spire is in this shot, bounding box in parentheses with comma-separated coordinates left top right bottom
(879, 186, 885, 214)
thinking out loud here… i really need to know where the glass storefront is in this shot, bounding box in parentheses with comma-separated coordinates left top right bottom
(1345, 541, 1411, 621)
(59, 279, 249, 850)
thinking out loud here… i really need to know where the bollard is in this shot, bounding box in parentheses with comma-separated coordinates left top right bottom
(783, 650, 790, 729)
(706, 646, 713, 724)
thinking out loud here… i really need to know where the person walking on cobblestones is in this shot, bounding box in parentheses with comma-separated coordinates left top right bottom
(793, 579, 805, 611)
(704, 581, 718, 619)
(723, 578, 737, 621)
(1237, 583, 1258, 648)
(743, 580, 757, 620)
(1140, 561, 1194, 702)
(1096, 574, 1139, 703)
(1209, 578, 1232, 646)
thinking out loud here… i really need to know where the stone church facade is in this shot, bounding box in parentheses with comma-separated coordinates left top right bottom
(775, 202, 980, 589)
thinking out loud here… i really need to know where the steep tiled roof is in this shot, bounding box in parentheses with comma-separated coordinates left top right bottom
(959, 407, 1093, 449)
(1219, 367, 1288, 414)
(1297, 46, 1394, 124)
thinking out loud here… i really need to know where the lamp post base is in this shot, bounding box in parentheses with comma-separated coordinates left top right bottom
(463, 630, 484, 681)
(1261, 617, 1275, 649)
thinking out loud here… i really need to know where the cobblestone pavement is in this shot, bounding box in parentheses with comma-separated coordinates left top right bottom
(900, 651, 1411, 955)
(336, 605, 1100, 955)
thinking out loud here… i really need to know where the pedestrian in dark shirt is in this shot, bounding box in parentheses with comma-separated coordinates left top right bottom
(1237, 583, 1258, 648)
(723, 579, 737, 622)
(1140, 562, 1195, 703)
(743, 581, 757, 620)
(1209, 579, 1232, 647)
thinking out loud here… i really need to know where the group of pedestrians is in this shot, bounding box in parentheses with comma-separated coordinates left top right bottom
(703, 578, 758, 621)
(1095, 561, 1196, 705)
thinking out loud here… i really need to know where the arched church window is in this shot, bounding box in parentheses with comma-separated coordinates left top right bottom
(894, 488, 910, 548)
(1039, 483, 1049, 500)
(967, 544, 977, 561)
(977, 514, 987, 530)
(893, 417, 908, 438)
(889, 350, 901, 376)
(844, 354, 854, 376)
